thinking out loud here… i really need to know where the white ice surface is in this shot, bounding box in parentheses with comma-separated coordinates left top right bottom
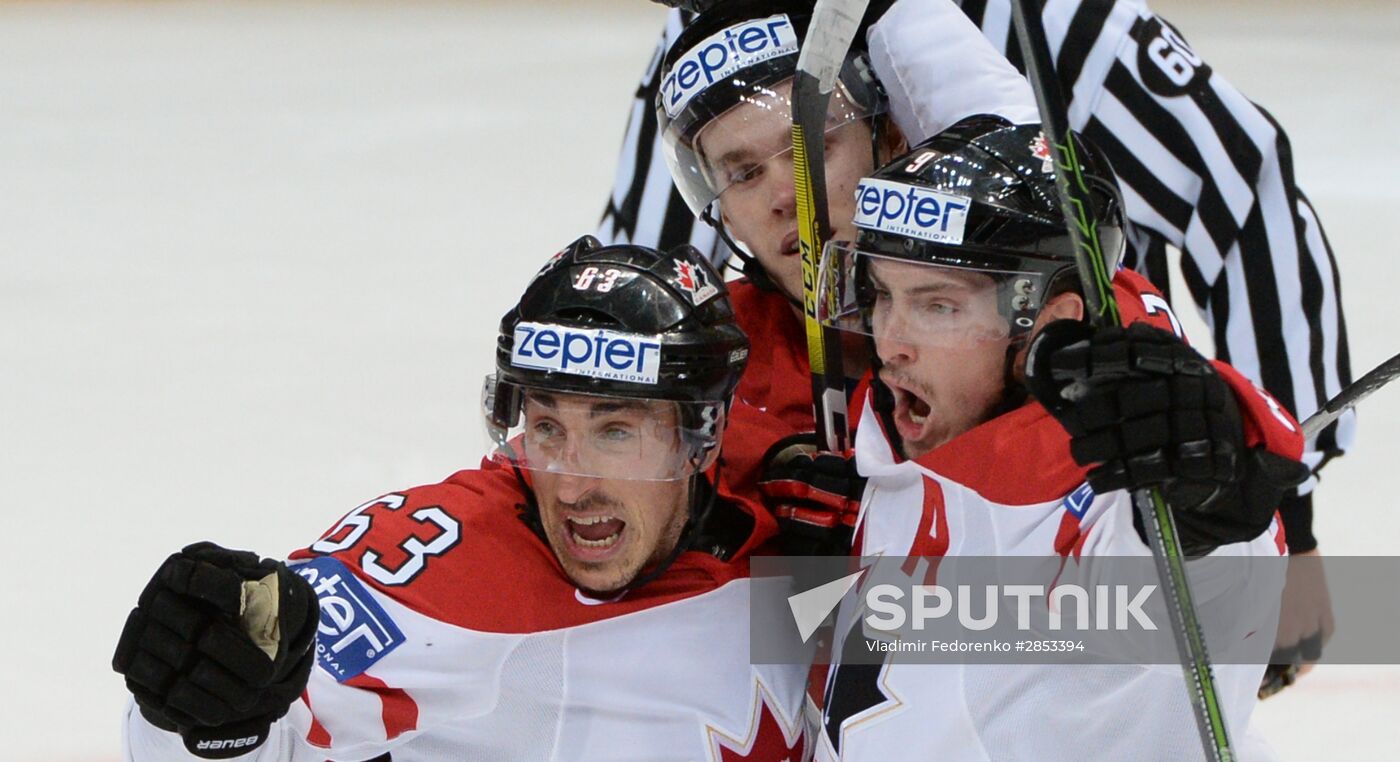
(1, 1, 1395, 759)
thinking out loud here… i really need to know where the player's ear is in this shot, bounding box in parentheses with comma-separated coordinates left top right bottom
(877, 119, 908, 163)
(1035, 292, 1085, 330)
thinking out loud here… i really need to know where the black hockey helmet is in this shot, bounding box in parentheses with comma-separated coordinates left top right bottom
(485, 235, 749, 480)
(656, 0, 887, 218)
(820, 116, 1125, 347)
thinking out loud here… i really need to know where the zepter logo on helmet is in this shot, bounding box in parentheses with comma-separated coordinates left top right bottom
(656, 0, 887, 219)
(659, 14, 798, 121)
(484, 236, 749, 482)
(818, 117, 1125, 351)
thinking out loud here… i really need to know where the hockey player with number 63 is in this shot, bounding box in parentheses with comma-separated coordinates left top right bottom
(112, 238, 809, 761)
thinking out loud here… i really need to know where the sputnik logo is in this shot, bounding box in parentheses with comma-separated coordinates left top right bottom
(788, 569, 865, 643)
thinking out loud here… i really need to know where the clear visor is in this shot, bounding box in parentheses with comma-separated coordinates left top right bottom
(818, 243, 1052, 349)
(481, 375, 722, 482)
(663, 75, 882, 217)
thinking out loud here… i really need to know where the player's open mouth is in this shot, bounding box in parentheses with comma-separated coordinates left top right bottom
(884, 377, 937, 447)
(564, 515, 626, 558)
(780, 231, 800, 257)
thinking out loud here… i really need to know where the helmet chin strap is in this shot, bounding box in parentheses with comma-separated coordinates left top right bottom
(596, 463, 721, 598)
(700, 206, 800, 307)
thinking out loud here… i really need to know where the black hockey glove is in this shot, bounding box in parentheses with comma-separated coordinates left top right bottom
(759, 433, 865, 556)
(113, 542, 318, 759)
(1026, 321, 1310, 555)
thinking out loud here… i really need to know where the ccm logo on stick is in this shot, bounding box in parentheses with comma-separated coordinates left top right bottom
(660, 14, 798, 118)
(512, 322, 662, 385)
(853, 178, 971, 245)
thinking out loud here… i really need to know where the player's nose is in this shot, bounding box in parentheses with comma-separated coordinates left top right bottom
(551, 471, 598, 505)
(874, 313, 918, 365)
(768, 161, 797, 218)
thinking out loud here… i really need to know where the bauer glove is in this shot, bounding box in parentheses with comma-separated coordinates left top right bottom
(1026, 321, 1310, 555)
(759, 433, 865, 556)
(113, 542, 318, 759)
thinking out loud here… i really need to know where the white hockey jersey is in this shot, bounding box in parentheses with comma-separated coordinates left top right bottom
(124, 461, 808, 761)
(814, 272, 1303, 762)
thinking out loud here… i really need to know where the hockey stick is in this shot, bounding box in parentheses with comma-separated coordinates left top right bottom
(1301, 350, 1400, 439)
(1007, 3, 1234, 759)
(790, 0, 868, 454)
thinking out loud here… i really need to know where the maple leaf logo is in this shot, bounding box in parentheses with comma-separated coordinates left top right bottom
(673, 259, 720, 306)
(1030, 133, 1055, 173)
(708, 681, 805, 762)
(675, 260, 697, 291)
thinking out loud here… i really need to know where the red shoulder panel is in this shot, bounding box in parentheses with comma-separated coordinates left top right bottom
(912, 402, 1088, 506)
(289, 459, 748, 634)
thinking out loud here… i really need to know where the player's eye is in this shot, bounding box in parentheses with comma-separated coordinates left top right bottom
(598, 423, 635, 443)
(728, 163, 761, 186)
(530, 419, 563, 441)
(920, 298, 959, 317)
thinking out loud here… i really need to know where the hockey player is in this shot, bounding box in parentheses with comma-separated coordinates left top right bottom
(629, 0, 1343, 680)
(112, 237, 808, 761)
(812, 119, 1306, 759)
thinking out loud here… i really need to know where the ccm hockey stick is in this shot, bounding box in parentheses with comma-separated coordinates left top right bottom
(1301, 349, 1400, 438)
(790, 0, 868, 454)
(1007, 3, 1234, 759)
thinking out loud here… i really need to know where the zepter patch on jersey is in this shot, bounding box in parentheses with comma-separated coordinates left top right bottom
(295, 556, 405, 683)
(659, 14, 798, 119)
(511, 321, 663, 384)
(853, 178, 971, 245)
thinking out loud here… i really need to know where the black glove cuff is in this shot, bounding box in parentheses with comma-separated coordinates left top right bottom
(180, 716, 273, 759)
(1278, 491, 1318, 554)
(1152, 447, 1309, 556)
(138, 703, 179, 734)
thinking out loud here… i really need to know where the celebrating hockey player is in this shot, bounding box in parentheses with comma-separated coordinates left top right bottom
(112, 237, 808, 760)
(624, 0, 1345, 681)
(812, 118, 1307, 759)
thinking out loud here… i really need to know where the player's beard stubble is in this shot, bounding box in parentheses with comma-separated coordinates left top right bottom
(534, 477, 690, 597)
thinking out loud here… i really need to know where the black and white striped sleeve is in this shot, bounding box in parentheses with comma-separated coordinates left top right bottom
(962, 0, 1354, 503)
(595, 10, 724, 268)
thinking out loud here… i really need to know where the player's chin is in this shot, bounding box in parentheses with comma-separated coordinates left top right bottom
(563, 552, 640, 598)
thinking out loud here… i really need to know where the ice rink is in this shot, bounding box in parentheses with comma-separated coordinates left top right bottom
(3, 1, 1397, 759)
